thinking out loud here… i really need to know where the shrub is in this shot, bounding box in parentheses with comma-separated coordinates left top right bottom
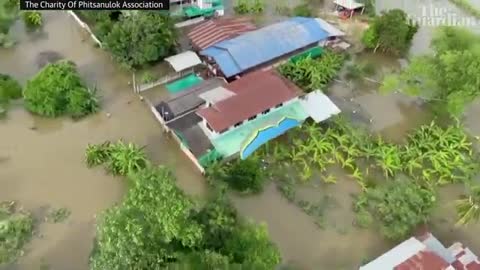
(234, 0, 264, 14)
(23, 60, 99, 119)
(355, 180, 436, 240)
(224, 158, 267, 194)
(0, 201, 34, 265)
(22, 11, 42, 28)
(0, 74, 22, 104)
(85, 141, 149, 176)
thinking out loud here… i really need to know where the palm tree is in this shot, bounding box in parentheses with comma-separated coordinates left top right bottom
(455, 185, 480, 226)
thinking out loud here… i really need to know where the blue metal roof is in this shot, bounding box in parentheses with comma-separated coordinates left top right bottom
(200, 17, 330, 77)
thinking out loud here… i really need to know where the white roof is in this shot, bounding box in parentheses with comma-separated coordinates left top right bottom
(315, 18, 345, 37)
(165, 51, 202, 72)
(333, 0, 365, 10)
(198, 86, 236, 104)
(300, 91, 341, 123)
(360, 237, 426, 270)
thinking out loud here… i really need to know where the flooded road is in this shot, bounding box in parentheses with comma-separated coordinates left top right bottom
(0, 12, 205, 270)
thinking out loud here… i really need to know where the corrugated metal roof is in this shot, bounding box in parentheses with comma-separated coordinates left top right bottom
(394, 251, 450, 270)
(360, 237, 426, 270)
(165, 51, 202, 72)
(200, 17, 330, 77)
(300, 91, 341, 122)
(196, 70, 301, 132)
(198, 86, 236, 104)
(187, 17, 257, 50)
(315, 18, 345, 37)
(333, 0, 365, 10)
(156, 77, 226, 119)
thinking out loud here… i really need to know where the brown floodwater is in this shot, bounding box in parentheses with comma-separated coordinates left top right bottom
(0, 11, 205, 270)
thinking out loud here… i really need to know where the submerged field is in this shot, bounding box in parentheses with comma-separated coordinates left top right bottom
(1, 3, 480, 270)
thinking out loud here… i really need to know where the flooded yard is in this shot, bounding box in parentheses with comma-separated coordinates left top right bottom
(1, 3, 480, 270)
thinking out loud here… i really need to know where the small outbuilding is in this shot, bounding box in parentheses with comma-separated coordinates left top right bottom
(333, 0, 365, 18)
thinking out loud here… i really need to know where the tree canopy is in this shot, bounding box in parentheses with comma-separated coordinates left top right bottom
(361, 9, 418, 55)
(23, 60, 99, 119)
(355, 180, 436, 240)
(380, 27, 480, 116)
(103, 12, 177, 69)
(88, 142, 281, 270)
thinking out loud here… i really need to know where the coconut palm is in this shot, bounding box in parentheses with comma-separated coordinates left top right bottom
(455, 185, 480, 226)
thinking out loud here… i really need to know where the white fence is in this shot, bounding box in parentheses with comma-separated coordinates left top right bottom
(67, 11, 102, 48)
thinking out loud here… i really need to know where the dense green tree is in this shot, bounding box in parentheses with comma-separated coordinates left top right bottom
(88, 142, 282, 270)
(361, 9, 418, 55)
(90, 166, 204, 270)
(380, 27, 480, 116)
(356, 180, 436, 240)
(224, 158, 267, 194)
(23, 60, 99, 119)
(223, 222, 281, 269)
(103, 12, 177, 69)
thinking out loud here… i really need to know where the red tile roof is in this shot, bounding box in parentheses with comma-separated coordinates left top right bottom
(394, 251, 450, 270)
(196, 69, 301, 132)
(187, 17, 257, 50)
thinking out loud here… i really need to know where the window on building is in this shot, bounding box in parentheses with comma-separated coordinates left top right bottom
(219, 129, 228, 134)
(234, 122, 242, 127)
(275, 103, 283, 108)
(248, 115, 256, 121)
(206, 123, 213, 131)
(262, 109, 270, 114)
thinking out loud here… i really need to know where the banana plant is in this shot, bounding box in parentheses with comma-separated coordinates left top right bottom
(455, 185, 480, 226)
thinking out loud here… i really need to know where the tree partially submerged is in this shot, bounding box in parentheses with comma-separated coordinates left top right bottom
(103, 12, 177, 69)
(361, 9, 418, 55)
(355, 180, 436, 240)
(87, 142, 281, 269)
(23, 60, 99, 119)
(380, 27, 480, 116)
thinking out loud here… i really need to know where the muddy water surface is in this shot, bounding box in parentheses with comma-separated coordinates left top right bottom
(0, 12, 205, 270)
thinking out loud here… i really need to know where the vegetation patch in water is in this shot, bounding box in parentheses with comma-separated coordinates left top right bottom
(354, 179, 436, 240)
(86, 142, 281, 269)
(24, 61, 99, 119)
(46, 208, 71, 223)
(0, 201, 34, 266)
(21, 11, 42, 28)
(0, 74, 22, 117)
(86, 141, 149, 176)
(278, 51, 345, 92)
(234, 0, 265, 14)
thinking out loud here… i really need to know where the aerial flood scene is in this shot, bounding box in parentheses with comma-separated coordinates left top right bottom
(1, 0, 480, 269)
